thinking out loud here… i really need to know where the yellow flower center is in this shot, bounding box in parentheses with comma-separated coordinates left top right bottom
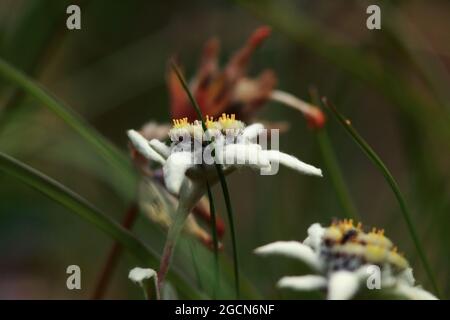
(218, 113, 244, 131)
(172, 117, 190, 129)
(205, 115, 221, 130)
(170, 114, 244, 132)
(323, 219, 408, 271)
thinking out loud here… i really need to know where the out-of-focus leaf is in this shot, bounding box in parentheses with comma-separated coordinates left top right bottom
(0, 57, 136, 198)
(1, 0, 70, 74)
(0, 151, 206, 299)
(235, 0, 450, 144)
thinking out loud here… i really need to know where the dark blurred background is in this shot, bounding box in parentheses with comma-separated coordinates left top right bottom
(0, 0, 449, 299)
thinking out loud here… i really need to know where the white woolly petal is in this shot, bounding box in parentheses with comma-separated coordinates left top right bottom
(163, 152, 195, 195)
(262, 150, 322, 177)
(303, 223, 325, 252)
(217, 143, 271, 170)
(394, 282, 438, 300)
(128, 267, 157, 284)
(241, 123, 265, 142)
(277, 275, 327, 291)
(149, 139, 171, 158)
(254, 241, 323, 271)
(127, 130, 166, 165)
(398, 268, 415, 286)
(327, 271, 361, 300)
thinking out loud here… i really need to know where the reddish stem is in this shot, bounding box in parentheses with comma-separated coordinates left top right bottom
(157, 242, 174, 290)
(91, 202, 139, 300)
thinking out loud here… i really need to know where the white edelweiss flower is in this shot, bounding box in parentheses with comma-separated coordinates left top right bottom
(254, 220, 438, 300)
(128, 114, 322, 196)
(128, 114, 323, 287)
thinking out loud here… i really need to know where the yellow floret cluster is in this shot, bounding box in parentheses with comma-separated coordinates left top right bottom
(321, 219, 409, 271)
(169, 114, 245, 140)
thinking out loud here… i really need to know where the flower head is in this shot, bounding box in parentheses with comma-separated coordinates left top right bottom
(128, 115, 322, 196)
(128, 116, 323, 287)
(254, 220, 437, 300)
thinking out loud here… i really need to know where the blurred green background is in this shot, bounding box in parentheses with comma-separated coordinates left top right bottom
(0, 0, 449, 299)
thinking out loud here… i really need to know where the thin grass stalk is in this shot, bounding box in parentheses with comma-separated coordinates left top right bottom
(206, 181, 220, 299)
(324, 98, 441, 298)
(170, 61, 240, 299)
(213, 165, 240, 298)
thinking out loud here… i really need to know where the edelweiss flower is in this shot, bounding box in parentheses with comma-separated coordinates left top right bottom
(129, 28, 327, 247)
(127, 114, 323, 286)
(254, 220, 437, 300)
(128, 114, 322, 196)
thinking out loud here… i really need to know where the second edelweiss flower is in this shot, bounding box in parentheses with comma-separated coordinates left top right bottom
(254, 220, 437, 300)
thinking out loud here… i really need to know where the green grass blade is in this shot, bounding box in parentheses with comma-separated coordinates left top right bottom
(169, 62, 206, 127)
(0, 151, 206, 299)
(324, 98, 441, 298)
(1, 0, 71, 73)
(0, 58, 132, 185)
(170, 61, 240, 299)
(0, 0, 74, 136)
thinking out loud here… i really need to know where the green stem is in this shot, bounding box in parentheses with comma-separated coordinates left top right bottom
(206, 181, 220, 299)
(214, 165, 240, 299)
(157, 181, 204, 288)
(324, 98, 441, 298)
